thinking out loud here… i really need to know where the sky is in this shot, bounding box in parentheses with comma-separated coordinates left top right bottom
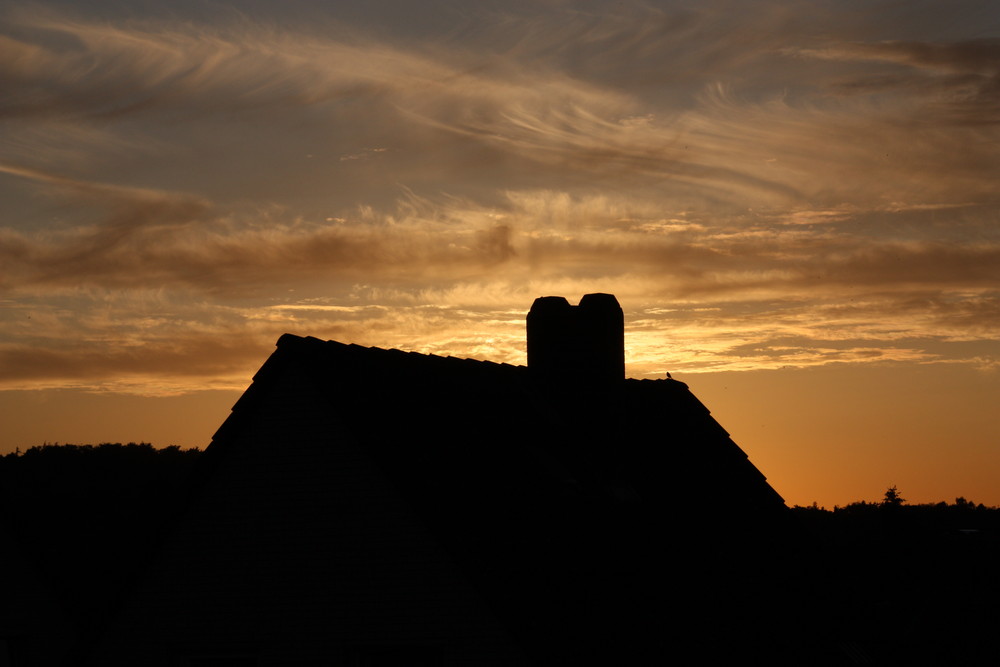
(2, 0, 999, 508)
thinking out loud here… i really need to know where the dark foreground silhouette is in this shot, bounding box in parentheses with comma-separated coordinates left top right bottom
(1, 295, 996, 665)
(790, 493, 1000, 666)
(2, 444, 997, 665)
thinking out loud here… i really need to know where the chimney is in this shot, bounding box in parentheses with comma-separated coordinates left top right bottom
(526, 293, 624, 383)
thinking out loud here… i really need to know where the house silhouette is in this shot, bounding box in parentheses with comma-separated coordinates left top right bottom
(84, 294, 798, 665)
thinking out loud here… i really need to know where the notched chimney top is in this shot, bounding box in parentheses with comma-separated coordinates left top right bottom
(526, 293, 624, 384)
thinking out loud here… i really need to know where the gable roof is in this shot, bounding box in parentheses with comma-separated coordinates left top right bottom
(240, 337, 784, 645)
(93, 331, 796, 664)
(211, 333, 787, 529)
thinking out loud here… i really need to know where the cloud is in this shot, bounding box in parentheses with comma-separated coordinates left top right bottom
(0, 4, 863, 208)
(798, 38, 1000, 75)
(0, 334, 260, 387)
(5, 168, 1000, 308)
(6, 2, 1000, 212)
(794, 37, 1000, 125)
(3, 1, 1000, 391)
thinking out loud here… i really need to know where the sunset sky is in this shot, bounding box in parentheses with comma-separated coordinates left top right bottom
(2, 0, 999, 508)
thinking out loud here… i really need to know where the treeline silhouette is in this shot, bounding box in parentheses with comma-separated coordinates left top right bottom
(791, 485, 1000, 539)
(0, 442, 202, 643)
(790, 487, 999, 665)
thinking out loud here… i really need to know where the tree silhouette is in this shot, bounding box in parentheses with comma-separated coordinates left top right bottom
(881, 485, 905, 507)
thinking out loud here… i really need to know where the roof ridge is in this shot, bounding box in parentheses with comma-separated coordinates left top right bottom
(276, 333, 526, 370)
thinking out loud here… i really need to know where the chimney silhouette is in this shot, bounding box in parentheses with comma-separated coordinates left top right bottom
(526, 293, 624, 383)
